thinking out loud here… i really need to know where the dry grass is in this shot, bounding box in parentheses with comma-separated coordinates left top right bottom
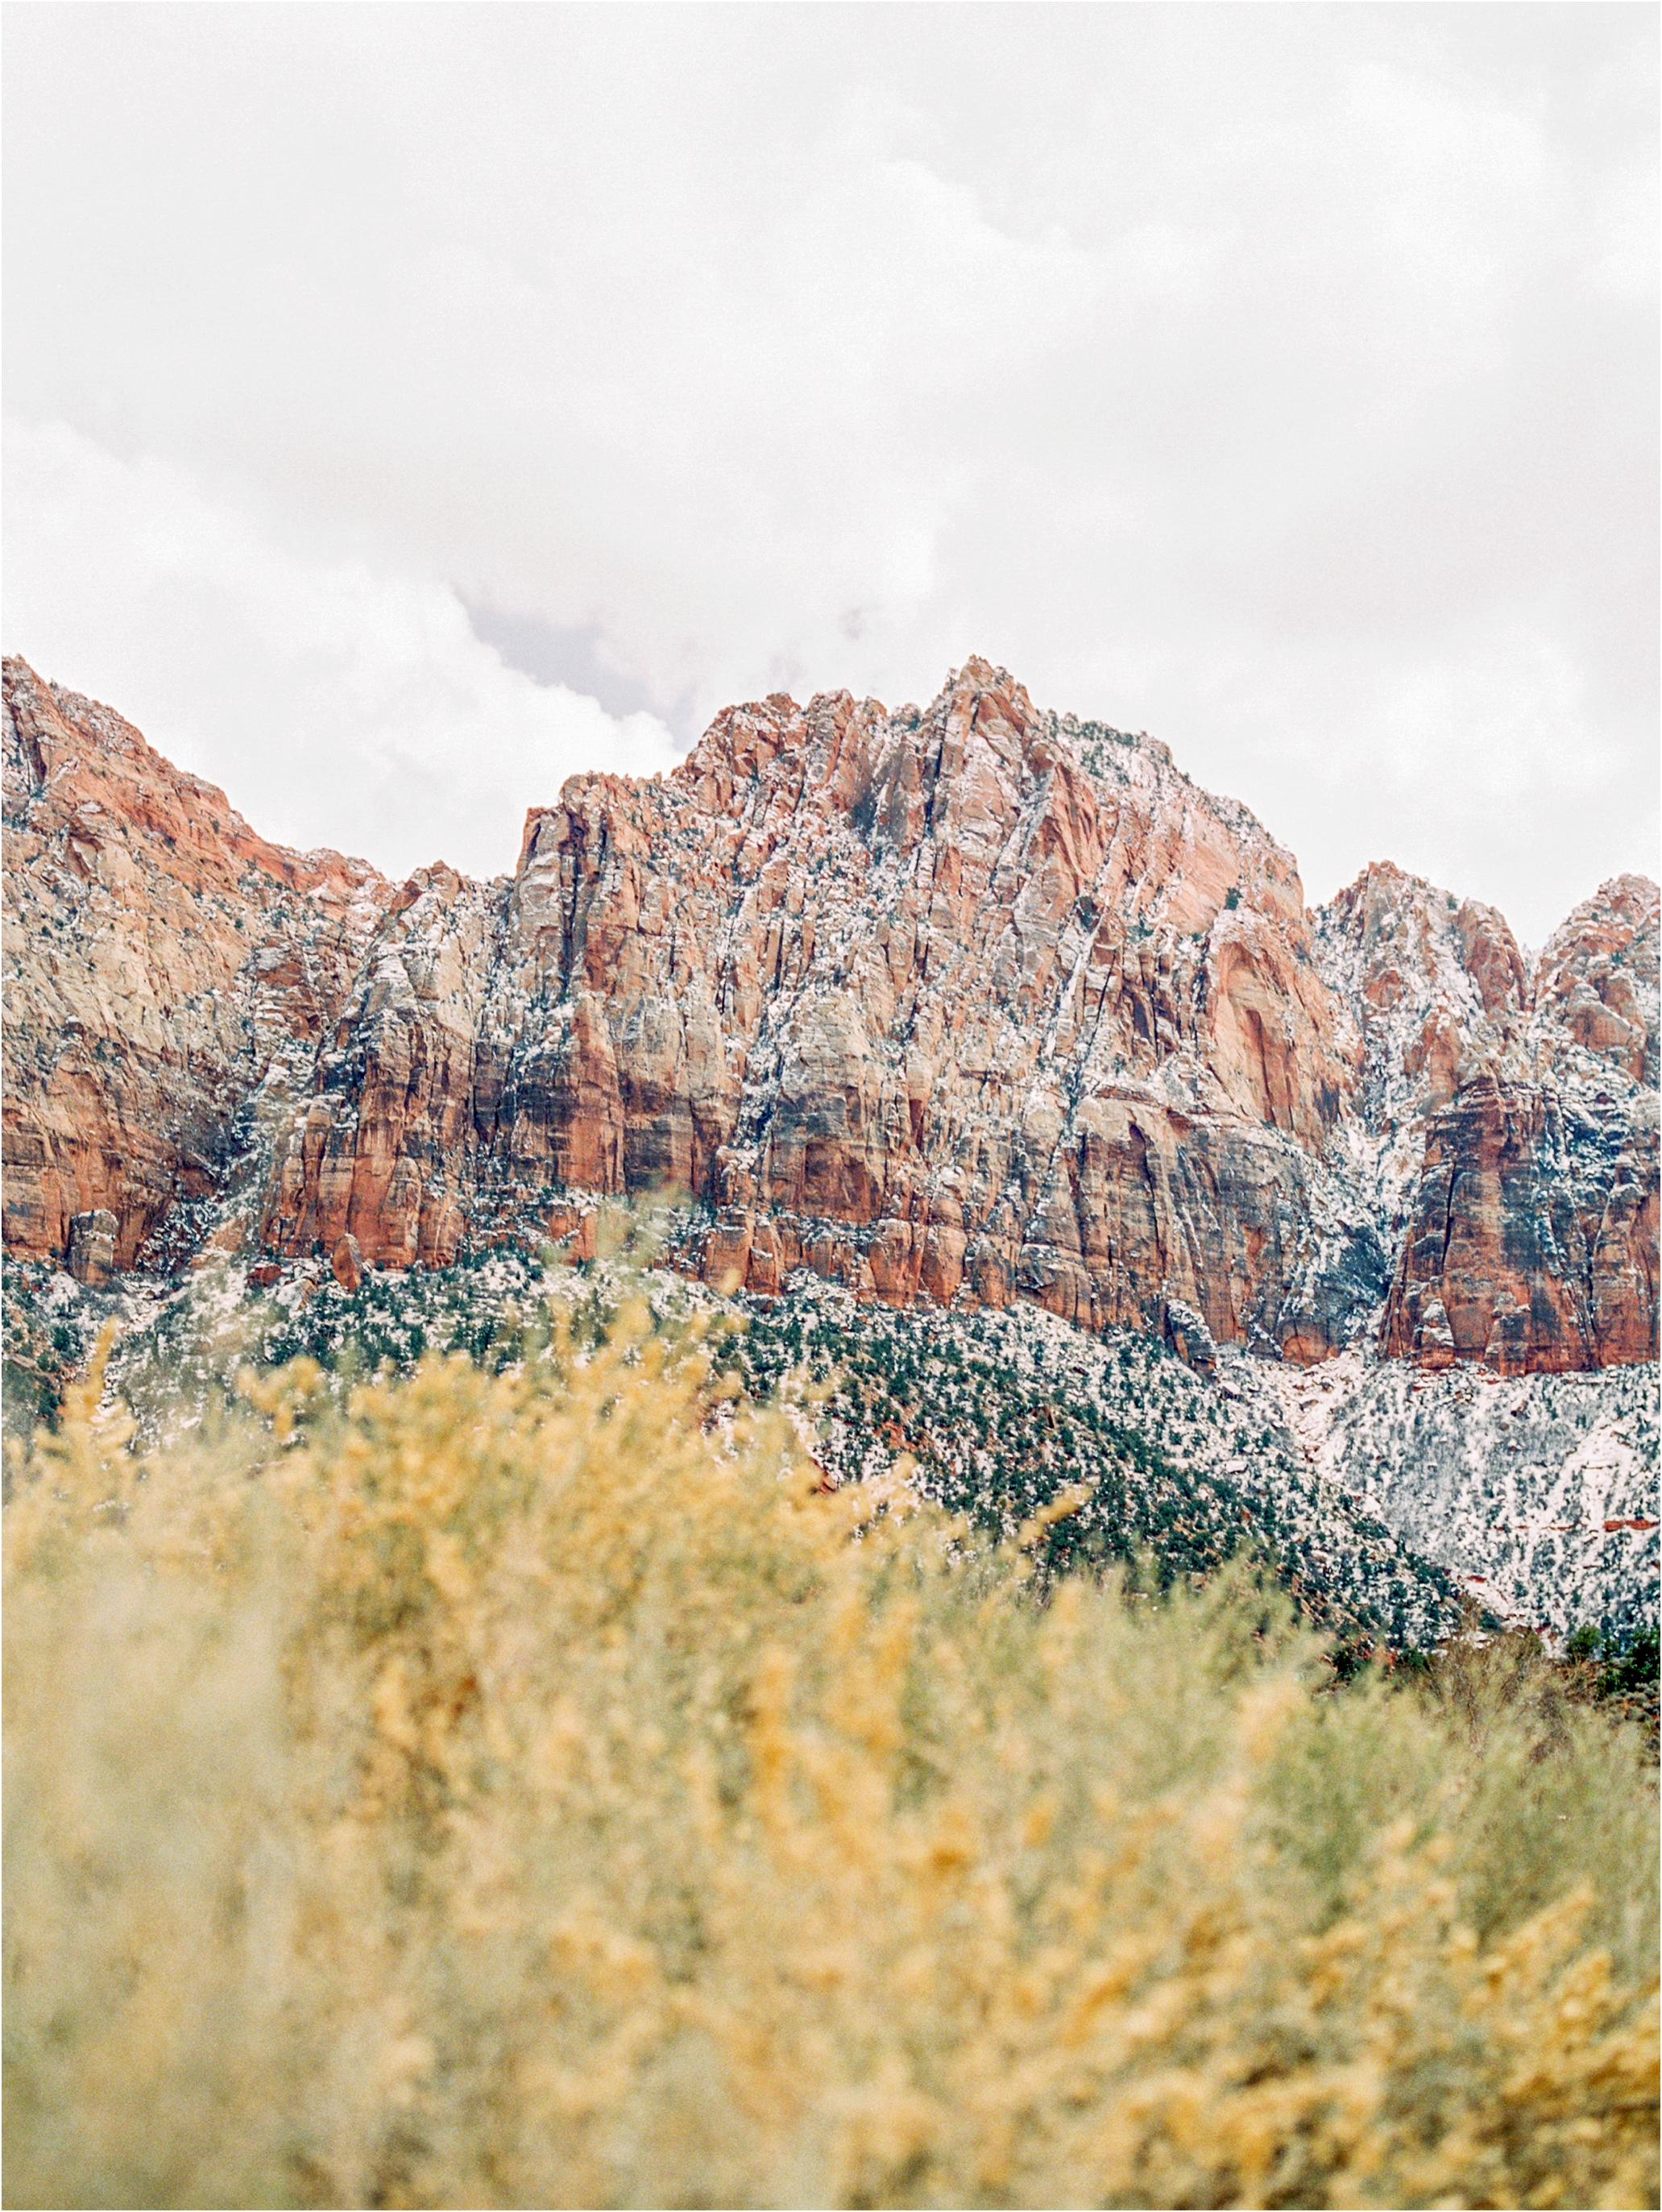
(4, 1301, 1657, 2209)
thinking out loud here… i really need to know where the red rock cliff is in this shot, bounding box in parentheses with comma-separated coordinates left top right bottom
(2, 659, 392, 1269)
(259, 660, 1362, 1355)
(1374, 874, 1658, 1372)
(4, 654, 1655, 1372)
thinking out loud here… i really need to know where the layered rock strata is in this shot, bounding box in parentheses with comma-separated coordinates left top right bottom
(258, 661, 1362, 1354)
(2, 659, 392, 1268)
(3, 654, 1656, 1372)
(1366, 874, 1659, 1372)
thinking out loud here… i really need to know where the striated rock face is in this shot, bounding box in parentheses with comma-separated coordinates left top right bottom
(2, 658, 392, 1268)
(1316, 861, 1530, 1122)
(65, 1209, 118, 1288)
(3, 653, 1655, 1374)
(262, 861, 495, 1270)
(1533, 874, 1659, 1090)
(259, 660, 1361, 1353)
(1374, 875, 1658, 1373)
(1381, 1075, 1656, 1372)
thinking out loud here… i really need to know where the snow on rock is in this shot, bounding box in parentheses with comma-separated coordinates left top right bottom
(1250, 1345, 1658, 1639)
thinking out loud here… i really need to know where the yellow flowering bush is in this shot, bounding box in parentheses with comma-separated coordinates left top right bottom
(5, 1303, 1656, 2208)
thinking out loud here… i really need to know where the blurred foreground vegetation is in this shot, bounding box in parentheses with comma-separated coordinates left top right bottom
(4, 1295, 1658, 2210)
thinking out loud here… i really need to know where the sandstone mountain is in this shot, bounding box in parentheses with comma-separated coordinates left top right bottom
(4, 653, 1656, 1376)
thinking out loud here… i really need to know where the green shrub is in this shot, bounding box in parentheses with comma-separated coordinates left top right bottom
(1606, 1625, 1661, 1697)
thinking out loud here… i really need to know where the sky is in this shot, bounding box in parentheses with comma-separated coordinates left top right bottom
(3, 4, 1656, 945)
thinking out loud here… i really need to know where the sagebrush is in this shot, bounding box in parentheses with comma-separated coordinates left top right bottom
(4, 1300, 1657, 2208)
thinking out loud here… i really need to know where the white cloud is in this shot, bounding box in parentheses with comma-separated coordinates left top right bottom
(3, 420, 679, 880)
(2, 6, 1654, 942)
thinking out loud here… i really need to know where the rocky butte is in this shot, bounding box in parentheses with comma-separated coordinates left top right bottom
(3, 653, 1656, 1376)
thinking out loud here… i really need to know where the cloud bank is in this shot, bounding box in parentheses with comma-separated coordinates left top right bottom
(6, 421, 679, 878)
(4, 6, 1655, 938)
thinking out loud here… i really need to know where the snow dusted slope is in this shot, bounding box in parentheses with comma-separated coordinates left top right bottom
(8, 1221, 1651, 1643)
(1244, 1349, 1657, 1640)
(727, 1276, 1463, 1647)
(2, 1239, 1461, 1647)
(1242, 864, 1656, 1637)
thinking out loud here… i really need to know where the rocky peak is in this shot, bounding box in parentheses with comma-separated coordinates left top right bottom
(3, 655, 384, 909)
(1314, 860, 1531, 1123)
(669, 656, 1052, 866)
(1314, 858, 1660, 1377)
(1531, 874, 1659, 1088)
(249, 655, 1362, 1334)
(3, 653, 1654, 1378)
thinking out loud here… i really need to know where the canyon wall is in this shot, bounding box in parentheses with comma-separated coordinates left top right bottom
(4, 654, 1655, 1371)
(2, 660, 392, 1273)
(1367, 874, 1658, 1373)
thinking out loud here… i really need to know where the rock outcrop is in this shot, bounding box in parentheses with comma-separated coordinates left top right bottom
(258, 662, 1362, 1354)
(2, 658, 392, 1268)
(3, 653, 1655, 1373)
(1374, 875, 1658, 1372)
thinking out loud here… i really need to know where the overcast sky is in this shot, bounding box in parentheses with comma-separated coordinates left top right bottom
(4, 3, 1656, 944)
